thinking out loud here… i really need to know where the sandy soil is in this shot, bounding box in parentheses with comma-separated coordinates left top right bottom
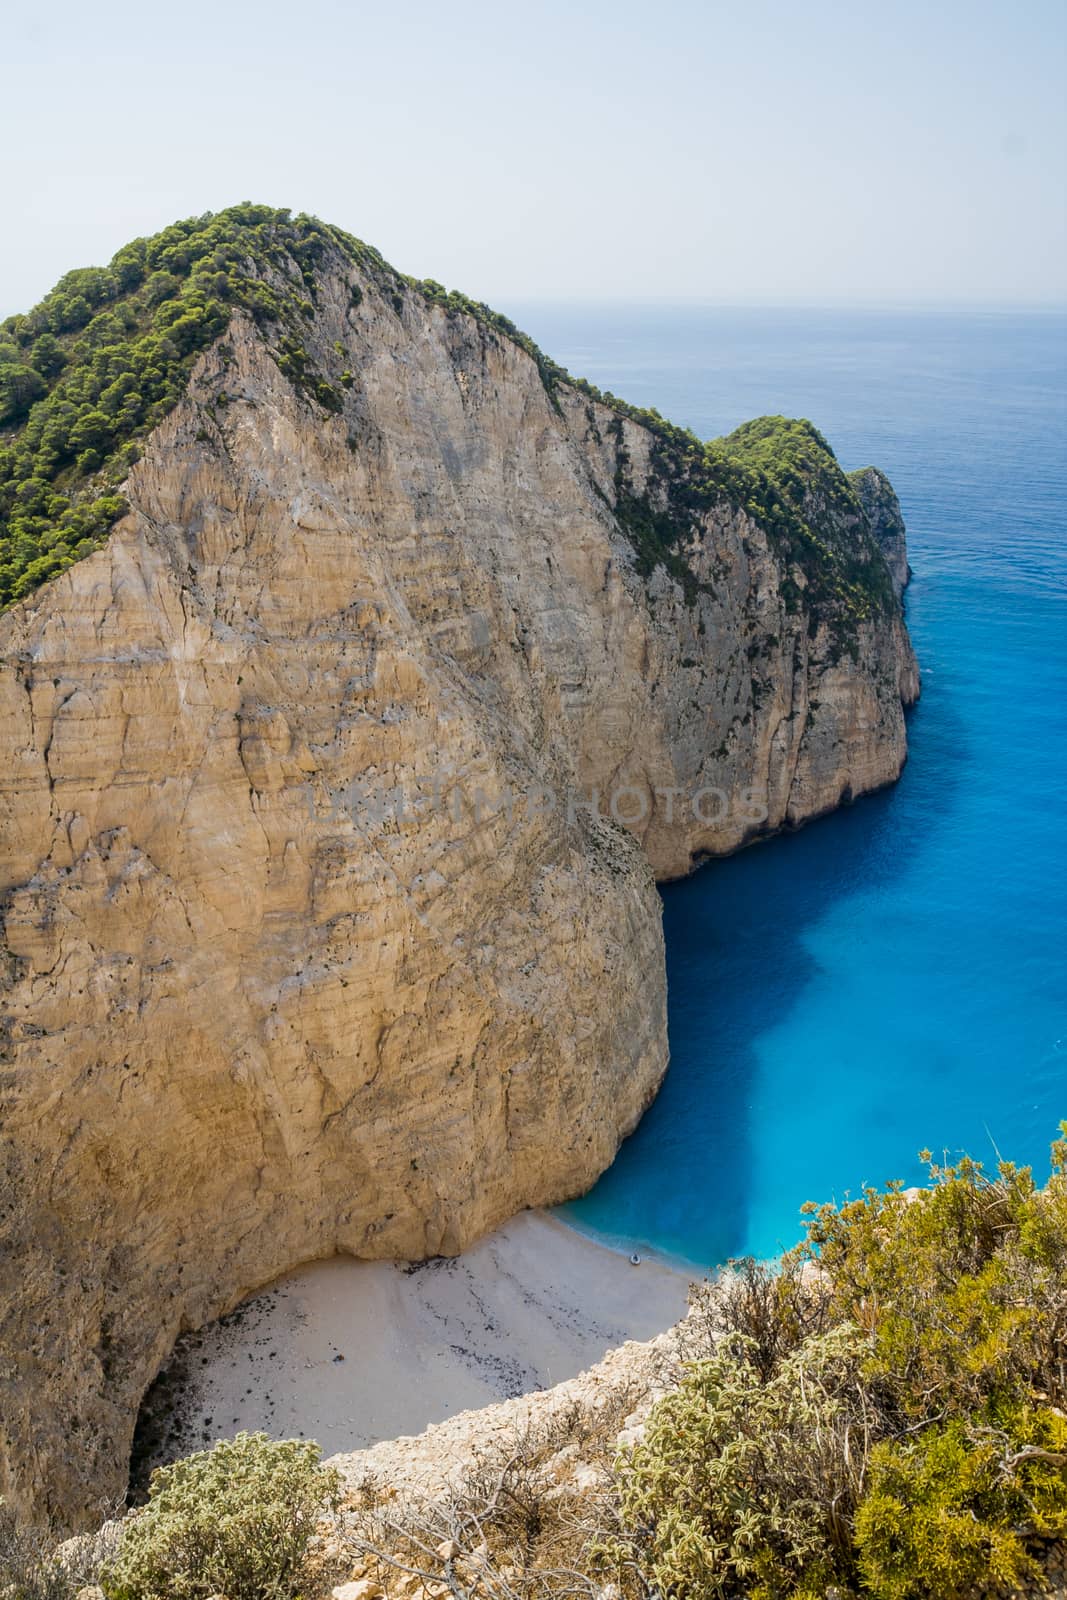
(130, 1211, 695, 1493)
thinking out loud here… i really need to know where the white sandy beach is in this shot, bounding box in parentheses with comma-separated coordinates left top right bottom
(132, 1211, 695, 1487)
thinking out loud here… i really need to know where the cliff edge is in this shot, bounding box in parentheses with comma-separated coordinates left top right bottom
(0, 208, 917, 1527)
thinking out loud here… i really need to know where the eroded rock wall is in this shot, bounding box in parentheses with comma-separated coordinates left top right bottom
(0, 260, 915, 1526)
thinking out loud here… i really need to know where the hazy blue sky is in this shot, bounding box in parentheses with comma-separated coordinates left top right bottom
(3, 0, 1064, 316)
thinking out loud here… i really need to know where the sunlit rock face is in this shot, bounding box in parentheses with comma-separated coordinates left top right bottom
(0, 247, 916, 1528)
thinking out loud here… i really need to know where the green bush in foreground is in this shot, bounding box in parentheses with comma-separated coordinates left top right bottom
(99, 1432, 341, 1600)
(9, 1139, 1063, 1600)
(611, 1130, 1067, 1600)
(617, 1325, 869, 1600)
(855, 1408, 1067, 1598)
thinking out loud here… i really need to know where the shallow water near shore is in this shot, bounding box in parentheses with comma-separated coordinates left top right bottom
(505, 304, 1067, 1267)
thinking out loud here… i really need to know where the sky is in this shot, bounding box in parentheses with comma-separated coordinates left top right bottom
(2, 0, 1065, 317)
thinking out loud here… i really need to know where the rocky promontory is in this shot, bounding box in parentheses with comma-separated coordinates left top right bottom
(0, 208, 917, 1528)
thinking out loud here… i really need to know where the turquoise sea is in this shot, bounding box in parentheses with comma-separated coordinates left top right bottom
(507, 304, 1067, 1269)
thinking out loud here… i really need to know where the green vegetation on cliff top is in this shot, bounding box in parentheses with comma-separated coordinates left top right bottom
(0, 204, 898, 626)
(0, 205, 354, 606)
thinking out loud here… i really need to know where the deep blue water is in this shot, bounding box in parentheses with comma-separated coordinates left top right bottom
(504, 304, 1067, 1269)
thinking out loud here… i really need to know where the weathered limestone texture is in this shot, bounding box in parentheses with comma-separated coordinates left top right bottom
(0, 255, 916, 1526)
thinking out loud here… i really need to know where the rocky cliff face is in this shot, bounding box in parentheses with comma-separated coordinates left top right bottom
(0, 223, 917, 1528)
(851, 465, 912, 600)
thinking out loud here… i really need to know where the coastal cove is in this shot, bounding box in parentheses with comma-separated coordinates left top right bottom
(129, 1212, 691, 1490)
(547, 304, 1067, 1267)
(1, 218, 923, 1531)
(4, 7, 1064, 1585)
(127, 305, 1066, 1479)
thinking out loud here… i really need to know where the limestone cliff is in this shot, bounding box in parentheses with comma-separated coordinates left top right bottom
(850, 464, 912, 600)
(0, 212, 917, 1528)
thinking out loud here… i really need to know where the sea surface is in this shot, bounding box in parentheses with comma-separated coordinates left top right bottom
(503, 303, 1067, 1269)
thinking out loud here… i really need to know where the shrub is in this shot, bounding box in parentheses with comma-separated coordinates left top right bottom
(613, 1326, 873, 1599)
(0, 1503, 71, 1600)
(854, 1408, 1067, 1598)
(609, 1131, 1067, 1600)
(99, 1432, 341, 1600)
(799, 1132, 1067, 1419)
(343, 1409, 628, 1600)
(0, 1500, 117, 1600)
(705, 1250, 834, 1381)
